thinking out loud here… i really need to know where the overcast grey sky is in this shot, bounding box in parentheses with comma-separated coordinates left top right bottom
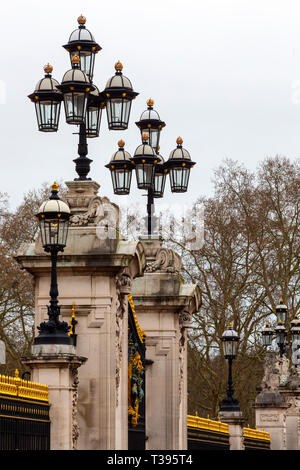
(1, 0, 300, 212)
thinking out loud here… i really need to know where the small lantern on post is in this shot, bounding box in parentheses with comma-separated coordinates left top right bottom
(135, 99, 166, 152)
(219, 323, 240, 412)
(34, 183, 73, 345)
(28, 64, 63, 132)
(103, 61, 139, 130)
(165, 137, 196, 193)
(105, 140, 132, 195)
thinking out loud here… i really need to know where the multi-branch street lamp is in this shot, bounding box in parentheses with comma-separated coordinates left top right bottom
(29, 15, 196, 343)
(28, 16, 196, 236)
(261, 298, 300, 366)
(106, 100, 196, 235)
(34, 183, 72, 345)
(28, 15, 138, 181)
(219, 323, 241, 412)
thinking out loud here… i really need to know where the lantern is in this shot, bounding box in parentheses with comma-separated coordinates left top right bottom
(165, 137, 196, 193)
(85, 84, 104, 137)
(36, 182, 72, 251)
(131, 133, 158, 190)
(63, 15, 101, 80)
(153, 152, 167, 198)
(28, 64, 63, 132)
(105, 140, 132, 195)
(221, 324, 239, 359)
(57, 54, 93, 125)
(135, 98, 166, 152)
(291, 315, 300, 343)
(274, 321, 286, 350)
(261, 321, 274, 347)
(276, 298, 287, 324)
(104, 61, 138, 130)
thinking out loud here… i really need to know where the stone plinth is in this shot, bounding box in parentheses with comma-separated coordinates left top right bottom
(254, 390, 288, 450)
(132, 236, 201, 450)
(22, 343, 86, 450)
(218, 410, 245, 450)
(17, 181, 146, 450)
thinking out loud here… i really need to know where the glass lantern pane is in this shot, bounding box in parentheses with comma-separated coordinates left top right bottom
(64, 92, 87, 124)
(170, 167, 190, 192)
(106, 98, 131, 130)
(57, 219, 69, 247)
(142, 128, 159, 151)
(136, 163, 155, 189)
(35, 101, 60, 132)
(224, 340, 238, 357)
(154, 173, 166, 198)
(111, 169, 131, 195)
(78, 51, 93, 77)
(262, 334, 273, 346)
(86, 107, 101, 137)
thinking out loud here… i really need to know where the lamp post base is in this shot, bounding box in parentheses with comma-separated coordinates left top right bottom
(35, 317, 72, 346)
(219, 397, 241, 412)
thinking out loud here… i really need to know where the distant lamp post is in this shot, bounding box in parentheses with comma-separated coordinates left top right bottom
(34, 183, 72, 345)
(28, 63, 63, 132)
(261, 298, 300, 365)
(220, 323, 241, 412)
(28, 15, 139, 182)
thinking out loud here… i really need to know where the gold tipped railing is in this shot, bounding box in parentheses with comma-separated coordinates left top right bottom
(187, 414, 229, 434)
(0, 369, 49, 402)
(128, 294, 146, 344)
(243, 425, 270, 441)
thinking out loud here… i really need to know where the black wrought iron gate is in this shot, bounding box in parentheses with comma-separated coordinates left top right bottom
(128, 295, 146, 450)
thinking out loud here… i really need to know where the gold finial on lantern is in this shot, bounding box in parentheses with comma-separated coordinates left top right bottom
(176, 136, 183, 145)
(147, 98, 154, 107)
(118, 139, 125, 148)
(52, 182, 59, 192)
(72, 54, 80, 65)
(44, 63, 53, 74)
(77, 14, 86, 25)
(115, 60, 123, 72)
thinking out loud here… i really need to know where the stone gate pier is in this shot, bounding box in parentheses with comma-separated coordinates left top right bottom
(16, 180, 200, 450)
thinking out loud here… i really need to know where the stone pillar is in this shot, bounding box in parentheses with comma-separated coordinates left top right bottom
(254, 352, 289, 450)
(16, 180, 146, 450)
(254, 391, 288, 450)
(218, 410, 245, 450)
(277, 368, 300, 450)
(22, 343, 86, 450)
(132, 236, 200, 450)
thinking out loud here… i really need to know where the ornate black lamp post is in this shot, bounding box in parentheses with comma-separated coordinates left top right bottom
(34, 183, 72, 345)
(106, 97, 196, 235)
(261, 298, 300, 365)
(28, 15, 138, 182)
(220, 324, 241, 412)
